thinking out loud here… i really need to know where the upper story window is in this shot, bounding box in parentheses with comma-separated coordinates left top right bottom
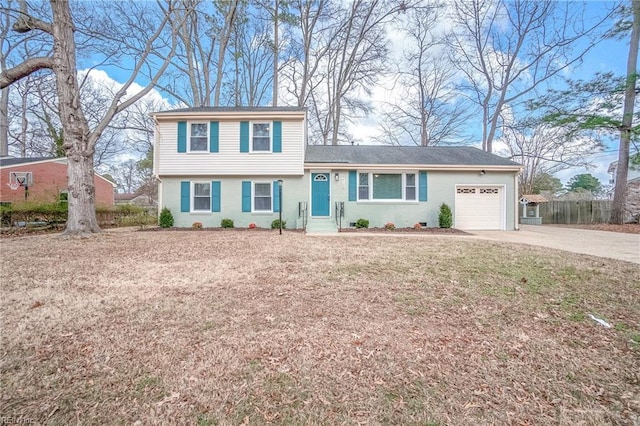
(190, 123, 208, 152)
(252, 123, 271, 152)
(358, 172, 417, 201)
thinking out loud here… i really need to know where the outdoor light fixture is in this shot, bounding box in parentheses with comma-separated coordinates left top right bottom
(334, 172, 339, 181)
(480, 170, 486, 175)
(277, 179, 283, 235)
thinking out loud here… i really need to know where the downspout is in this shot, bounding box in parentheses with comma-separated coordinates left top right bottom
(152, 114, 163, 219)
(514, 172, 519, 230)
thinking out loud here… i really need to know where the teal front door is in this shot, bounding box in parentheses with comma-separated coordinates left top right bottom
(311, 173, 330, 216)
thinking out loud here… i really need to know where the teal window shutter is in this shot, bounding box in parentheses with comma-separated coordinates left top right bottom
(242, 181, 251, 212)
(177, 121, 187, 153)
(348, 170, 357, 201)
(419, 171, 428, 201)
(180, 181, 190, 212)
(273, 181, 280, 212)
(273, 121, 282, 153)
(211, 181, 221, 212)
(240, 121, 249, 152)
(209, 121, 219, 153)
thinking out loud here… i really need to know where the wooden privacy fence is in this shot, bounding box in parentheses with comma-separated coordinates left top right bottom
(539, 200, 611, 224)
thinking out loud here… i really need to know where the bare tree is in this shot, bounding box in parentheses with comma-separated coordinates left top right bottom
(281, 0, 333, 109)
(448, 0, 612, 152)
(1, 0, 181, 236)
(159, 0, 238, 107)
(376, 5, 470, 146)
(500, 120, 602, 195)
(611, 0, 640, 224)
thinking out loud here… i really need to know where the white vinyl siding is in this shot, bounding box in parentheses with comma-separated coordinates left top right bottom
(156, 119, 304, 175)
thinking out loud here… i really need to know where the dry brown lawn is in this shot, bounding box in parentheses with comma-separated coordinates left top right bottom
(1, 230, 639, 425)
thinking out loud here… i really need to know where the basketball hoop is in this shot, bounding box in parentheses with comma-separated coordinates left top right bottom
(7, 182, 20, 191)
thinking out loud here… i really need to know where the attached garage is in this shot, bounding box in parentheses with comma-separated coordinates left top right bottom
(454, 185, 505, 230)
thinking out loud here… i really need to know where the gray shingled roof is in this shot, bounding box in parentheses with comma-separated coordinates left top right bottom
(154, 106, 306, 114)
(0, 157, 60, 167)
(304, 145, 520, 167)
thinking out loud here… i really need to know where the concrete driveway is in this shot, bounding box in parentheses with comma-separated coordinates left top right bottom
(467, 225, 640, 264)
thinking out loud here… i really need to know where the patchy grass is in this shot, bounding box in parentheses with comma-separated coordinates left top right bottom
(0, 230, 639, 425)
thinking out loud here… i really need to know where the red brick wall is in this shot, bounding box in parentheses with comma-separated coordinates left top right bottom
(0, 160, 115, 207)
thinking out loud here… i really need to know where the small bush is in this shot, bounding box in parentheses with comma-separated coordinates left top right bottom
(438, 203, 452, 228)
(384, 222, 396, 230)
(413, 223, 422, 230)
(271, 219, 286, 229)
(248, 223, 257, 229)
(159, 207, 174, 228)
(192, 221, 203, 229)
(355, 218, 369, 228)
(221, 218, 234, 228)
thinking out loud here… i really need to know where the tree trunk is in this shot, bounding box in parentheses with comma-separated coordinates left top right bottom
(272, 0, 278, 107)
(0, 87, 8, 156)
(66, 154, 100, 232)
(50, 0, 100, 235)
(610, 0, 640, 224)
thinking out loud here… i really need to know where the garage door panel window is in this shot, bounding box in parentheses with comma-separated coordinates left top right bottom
(358, 172, 416, 201)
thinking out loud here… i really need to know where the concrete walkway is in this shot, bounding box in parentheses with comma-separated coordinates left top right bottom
(467, 225, 640, 264)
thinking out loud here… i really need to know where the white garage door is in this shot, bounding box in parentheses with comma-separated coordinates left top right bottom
(455, 186, 504, 230)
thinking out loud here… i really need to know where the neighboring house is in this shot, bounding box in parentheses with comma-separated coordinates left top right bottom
(115, 192, 156, 210)
(608, 159, 640, 221)
(0, 157, 115, 207)
(152, 107, 522, 231)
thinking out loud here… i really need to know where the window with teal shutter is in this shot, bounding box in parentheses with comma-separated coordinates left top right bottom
(209, 122, 219, 153)
(211, 181, 221, 212)
(273, 181, 280, 212)
(240, 121, 249, 152)
(348, 170, 357, 201)
(419, 171, 427, 201)
(180, 181, 190, 212)
(177, 122, 187, 153)
(241, 181, 251, 212)
(273, 121, 282, 153)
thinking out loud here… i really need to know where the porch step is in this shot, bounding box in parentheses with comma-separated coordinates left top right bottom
(306, 218, 339, 234)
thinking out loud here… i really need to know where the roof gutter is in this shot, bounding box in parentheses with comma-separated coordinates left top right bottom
(304, 162, 522, 172)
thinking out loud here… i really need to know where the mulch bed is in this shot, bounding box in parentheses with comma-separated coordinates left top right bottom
(339, 226, 468, 234)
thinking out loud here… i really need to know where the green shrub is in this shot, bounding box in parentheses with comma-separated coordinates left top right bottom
(220, 218, 234, 228)
(438, 203, 452, 228)
(271, 219, 286, 229)
(384, 222, 396, 230)
(355, 218, 369, 228)
(159, 207, 174, 228)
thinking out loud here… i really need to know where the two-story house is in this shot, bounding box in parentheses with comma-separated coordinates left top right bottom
(152, 107, 522, 231)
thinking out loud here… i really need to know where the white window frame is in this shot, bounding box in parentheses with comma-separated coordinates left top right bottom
(250, 122, 272, 153)
(357, 172, 418, 202)
(252, 181, 273, 212)
(192, 181, 211, 212)
(188, 122, 209, 152)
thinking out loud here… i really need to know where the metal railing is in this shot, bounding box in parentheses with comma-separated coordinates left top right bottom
(298, 201, 308, 231)
(334, 201, 344, 231)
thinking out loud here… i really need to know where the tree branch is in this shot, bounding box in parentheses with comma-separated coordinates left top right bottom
(0, 57, 53, 88)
